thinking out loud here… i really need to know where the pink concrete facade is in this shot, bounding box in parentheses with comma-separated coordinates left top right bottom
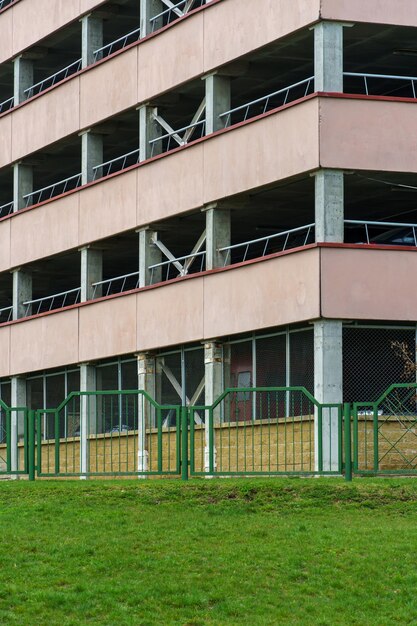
(1, 99, 320, 270)
(0, 0, 322, 162)
(0, 249, 321, 377)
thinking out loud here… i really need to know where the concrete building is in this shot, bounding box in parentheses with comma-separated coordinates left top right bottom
(1, 0, 417, 470)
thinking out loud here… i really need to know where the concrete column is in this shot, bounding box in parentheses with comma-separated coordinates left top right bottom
(204, 203, 231, 270)
(137, 352, 156, 473)
(12, 268, 32, 320)
(140, 0, 163, 37)
(314, 320, 343, 472)
(204, 73, 231, 134)
(314, 169, 344, 243)
(138, 104, 161, 161)
(10, 377, 26, 474)
(80, 130, 104, 185)
(13, 162, 33, 211)
(204, 341, 224, 471)
(314, 21, 344, 93)
(79, 363, 97, 478)
(80, 247, 103, 302)
(81, 14, 103, 68)
(138, 228, 162, 287)
(13, 56, 34, 105)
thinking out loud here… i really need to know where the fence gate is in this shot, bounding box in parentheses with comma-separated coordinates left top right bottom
(353, 383, 417, 474)
(188, 387, 343, 477)
(0, 401, 29, 476)
(35, 390, 181, 478)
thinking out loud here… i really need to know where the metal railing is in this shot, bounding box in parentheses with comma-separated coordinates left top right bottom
(219, 76, 315, 127)
(149, 119, 206, 157)
(219, 224, 315, 267)
(0, 201, 14, 218)
(150, 0, 204, 31)
(345, 219, 417, 246)
(91, 271, 140, 298)
(0, 0, 15, 10)
(24, 59, 82, 99)
(0, 306, 12, 323)
(93, 27, 141, 62)
(23, 287, 81, 317)
(0, 96, 14, 114)
(93, 149, 140, 180)
(149, 250, 206, 282)
(344, 72, 417, 98)
(24, 173, 82, 207)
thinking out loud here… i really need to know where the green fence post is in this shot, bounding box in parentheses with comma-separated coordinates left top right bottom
(344, 402, 352, 482)
(28, 410, 36, 481)
(181, 406, 189, 481)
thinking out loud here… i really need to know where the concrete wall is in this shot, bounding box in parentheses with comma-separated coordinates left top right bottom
(320, 246, 417, 321)
(319, 97, 417, 173)
(320, 0, 417, 28)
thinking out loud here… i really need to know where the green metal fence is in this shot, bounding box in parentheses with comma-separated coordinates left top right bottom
(353, 383, 417, 475)
(0, 401, 28, 475)
(3, 383, 417, 480)
(34, 390, 181, 478)
(188, 387, 343, 476)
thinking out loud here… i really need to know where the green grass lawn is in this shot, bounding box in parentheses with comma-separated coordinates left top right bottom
(1, 479, 417, 625)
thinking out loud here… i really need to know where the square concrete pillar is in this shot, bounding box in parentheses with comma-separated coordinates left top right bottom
(204, 340, 224, 472)
(204, 73, 231, 134)
(81, 14, 103, 68)
(12, 268, 32, 320)
(13, 162, 33, 211)
(138, 104, 162, 161)
(137, 352, 156, 473)
(314, 169, 344, 243)
(13, 56, 34, 104)
(204, 203, 231, 270)
(80, 130, 104, 185)
(314, 320, 343, 472)
(140, 0, 163, 37)
(80, 247, 103, 302)
(79, 363, 97, 478)
(10, 376, 27, 474)
(138, 228, 162, 287)
(314, 21, 344, 93)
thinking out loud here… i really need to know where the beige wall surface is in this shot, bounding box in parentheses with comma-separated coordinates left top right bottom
(4, 103, 320, 269)
(8, 309, 79, 377)
(0, 249, 320, 376)
(320, 247, 417, 321)
(0, 0, 106, 65)
(319, 97, 417, 173)
(0, 0, 321, 162)
(321, 0, 417, 28)
(204, 0, 319, 71)
(9, 194, 80, 271)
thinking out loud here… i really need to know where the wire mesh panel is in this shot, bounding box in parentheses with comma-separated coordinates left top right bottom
(36, 391, 180, 478)
(343, 327, 415, 402)
(0, 405, 28, 475)
(353, 383, 417, 474)
(189, 387, 341, 476)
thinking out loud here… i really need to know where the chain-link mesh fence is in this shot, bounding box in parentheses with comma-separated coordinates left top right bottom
(343, 326, 416, 403)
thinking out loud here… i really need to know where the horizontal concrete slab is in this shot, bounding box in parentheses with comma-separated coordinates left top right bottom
(0, 248, 321, 376)
(0, 100, 320, 270)
(320, 245, 417, 321)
